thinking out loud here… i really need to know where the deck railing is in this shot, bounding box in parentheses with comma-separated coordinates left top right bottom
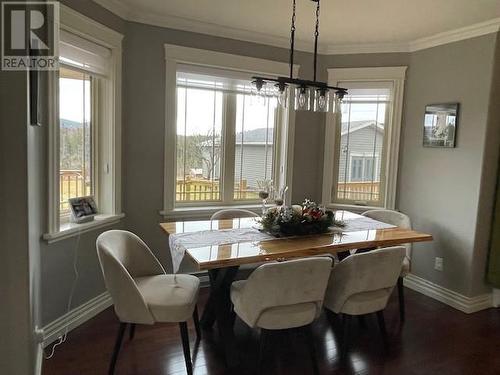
(337, 181, 380, 201)
(176, 178, 259, 201)
(60, 170, 91, 213)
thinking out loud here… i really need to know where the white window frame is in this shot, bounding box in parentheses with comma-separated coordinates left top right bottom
(44, 5, 124, 242)
(161, 44, 298, 218)
(322, 67, 407, 211)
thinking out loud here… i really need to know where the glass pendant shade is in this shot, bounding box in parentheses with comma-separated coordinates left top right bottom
(332, 91, 345, 114)
(276, 84, 289, 108)
(313, 88, 330, 112)
(294, 86, 311, 111)
(251, 79, 267, 106)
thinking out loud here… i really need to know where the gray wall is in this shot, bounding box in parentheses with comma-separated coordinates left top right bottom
(397, 34, 498, 297)
(37, 0, 126, 326)
(122, 21, 324, 270)
(0, 69, 36, 374)
(23, 0, 500, 331)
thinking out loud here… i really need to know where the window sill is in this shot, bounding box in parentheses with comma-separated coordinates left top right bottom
(159, 204, 261, 220)
(43, 213, 125, 243)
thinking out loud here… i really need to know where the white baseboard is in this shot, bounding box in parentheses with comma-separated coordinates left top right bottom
(493, 289, 500, 307)
(42, 291, 112, 347)
(35, 342, 43, 375)
(404, 273, 493, 314)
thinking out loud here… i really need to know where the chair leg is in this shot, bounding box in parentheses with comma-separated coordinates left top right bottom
(192, 305, 202, 341)
(303, 325, 320, 375)
(109, 323, 127, 375)
(397, 277, 406, 322)
(179, 322, 193, 375)
(129, 323, 136, 341)
(376, 310, 388, 349)
(341, 314, 351, 360)
(258, 329, 270, 374)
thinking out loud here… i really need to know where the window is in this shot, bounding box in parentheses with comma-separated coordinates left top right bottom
(175, 69, 278, 204)
(163, 45, 296, 216)
(45, 6, 123, 241)
(322, 67, 406, 209)
(59, 67, 93, 215)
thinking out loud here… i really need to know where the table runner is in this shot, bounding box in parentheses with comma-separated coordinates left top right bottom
(168, 216, 396, 273)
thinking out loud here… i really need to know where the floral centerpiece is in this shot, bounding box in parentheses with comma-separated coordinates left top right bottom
(259, 199, 344, 237)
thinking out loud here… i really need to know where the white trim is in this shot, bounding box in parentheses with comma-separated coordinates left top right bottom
(322, 67, 406, 210)
(94, 0, 324, 53)
(35, 343, 43, 375)
(42, 291, 112, 347)
(60, 5, 123, 48)
(408, 17, 500, 52)
(164, 44, 299, 78)
(92, 0, 500, 54)
(493, 288, 500, 308)
(404, 274, 493, 314)
(43, 213, 125, 243)
(48, 7, 123, 235)
(162, 45, 297, 216)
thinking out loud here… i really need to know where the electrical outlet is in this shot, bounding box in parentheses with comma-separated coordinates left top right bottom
(434, 257, 444, 271)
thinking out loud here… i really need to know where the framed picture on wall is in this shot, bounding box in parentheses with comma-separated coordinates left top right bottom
(423, 103, 459, 148)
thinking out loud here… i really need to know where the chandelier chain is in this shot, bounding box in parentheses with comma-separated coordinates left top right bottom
(313, 0, 320, 81)
(289, 0, 296, 79)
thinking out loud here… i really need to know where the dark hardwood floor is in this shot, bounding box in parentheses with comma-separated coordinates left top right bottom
(43, 287, 500, 375)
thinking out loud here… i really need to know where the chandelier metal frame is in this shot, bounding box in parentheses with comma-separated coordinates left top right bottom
(251, 0, 348, 110)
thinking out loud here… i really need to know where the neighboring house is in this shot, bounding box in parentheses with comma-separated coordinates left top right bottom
(202, 128, 274, 189)
(198, 121, 382, 188)
(338, 120, 383, 183)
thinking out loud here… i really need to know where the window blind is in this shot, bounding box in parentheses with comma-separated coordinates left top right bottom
(177, 64, 257, 95)
(59, 30, 111, 76)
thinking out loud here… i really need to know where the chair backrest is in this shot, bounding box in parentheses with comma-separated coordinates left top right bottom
(325, 246, 405, 314)
(362, 209, 412, 257)
(237, 257, 333, 327)
(210, 208, 259, 220)
(96, 230, 166, 324)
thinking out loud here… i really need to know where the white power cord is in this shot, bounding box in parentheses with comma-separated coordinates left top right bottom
(44, 230, 81, 359)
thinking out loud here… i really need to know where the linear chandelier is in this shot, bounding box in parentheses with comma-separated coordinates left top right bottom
(251, 0, 347, 113)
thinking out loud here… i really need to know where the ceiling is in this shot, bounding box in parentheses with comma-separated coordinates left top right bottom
(94, 0, 500, 53)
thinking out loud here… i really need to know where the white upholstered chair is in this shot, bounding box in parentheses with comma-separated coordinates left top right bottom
(96, 230, 201, 375)
(362, 209, 412, 321)
(230, 257, 333, 374)
(324, 246, 406, 358)
(210, 208, 259, 220)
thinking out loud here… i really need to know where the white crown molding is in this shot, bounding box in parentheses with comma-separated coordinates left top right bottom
(408, 17, 500, 52)
(93, 0, 130, 20)
(92, 0, 500, 55)
(404, 273, 493, 314)
(93, 0, 324, 53)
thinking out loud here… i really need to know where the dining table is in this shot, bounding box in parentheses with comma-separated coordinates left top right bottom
(160, 210, 433, 368)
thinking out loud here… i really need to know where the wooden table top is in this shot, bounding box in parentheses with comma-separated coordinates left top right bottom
(160, 210, 432, 270)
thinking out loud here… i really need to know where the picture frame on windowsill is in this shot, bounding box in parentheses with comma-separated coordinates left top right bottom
(68, 196, 98, 223)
